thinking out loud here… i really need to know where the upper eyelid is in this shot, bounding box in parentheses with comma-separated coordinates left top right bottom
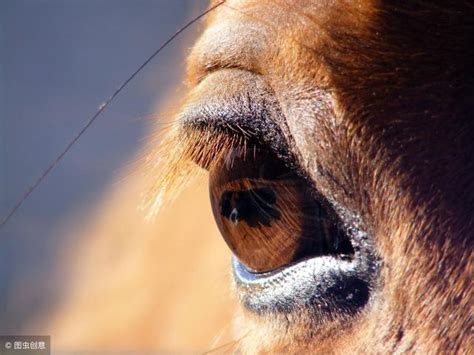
(195, 63, 262, 86)
(186, 16, 268, 86)
(180, 68, 291, 154)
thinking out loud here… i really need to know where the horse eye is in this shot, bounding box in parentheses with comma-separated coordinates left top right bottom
(209, 145, 354, 273)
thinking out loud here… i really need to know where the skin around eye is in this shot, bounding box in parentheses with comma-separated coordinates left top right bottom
(209, 145, 354, 273)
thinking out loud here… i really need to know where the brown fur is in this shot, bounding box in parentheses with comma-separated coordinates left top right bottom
(46, 0, 473, 353)
(182, 0, 473, 352)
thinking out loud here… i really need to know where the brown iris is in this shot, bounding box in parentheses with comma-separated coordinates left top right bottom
(209, 145, 354, 273)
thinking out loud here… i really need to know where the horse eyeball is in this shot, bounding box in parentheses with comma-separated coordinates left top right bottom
(209, 146, 354, 273)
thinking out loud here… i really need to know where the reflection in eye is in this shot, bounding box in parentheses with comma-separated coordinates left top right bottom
(220, 187, 281, 227)
(209, 146, 354, 273)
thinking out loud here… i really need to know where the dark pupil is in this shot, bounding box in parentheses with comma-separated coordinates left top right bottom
(209, 146, 353, 273)
(220, 188, 281, 227)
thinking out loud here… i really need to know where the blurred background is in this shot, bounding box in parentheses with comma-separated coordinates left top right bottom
(0, 0, 235, 352)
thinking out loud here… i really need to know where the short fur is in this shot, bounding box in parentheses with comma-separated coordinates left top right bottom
(46, 1, 473, 352)
(174, 0, 473, 352)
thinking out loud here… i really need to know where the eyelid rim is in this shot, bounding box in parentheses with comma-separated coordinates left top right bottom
(178, 68, 299, 171)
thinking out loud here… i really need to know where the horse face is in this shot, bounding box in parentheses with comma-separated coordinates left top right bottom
(179, 0, 473, 352)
